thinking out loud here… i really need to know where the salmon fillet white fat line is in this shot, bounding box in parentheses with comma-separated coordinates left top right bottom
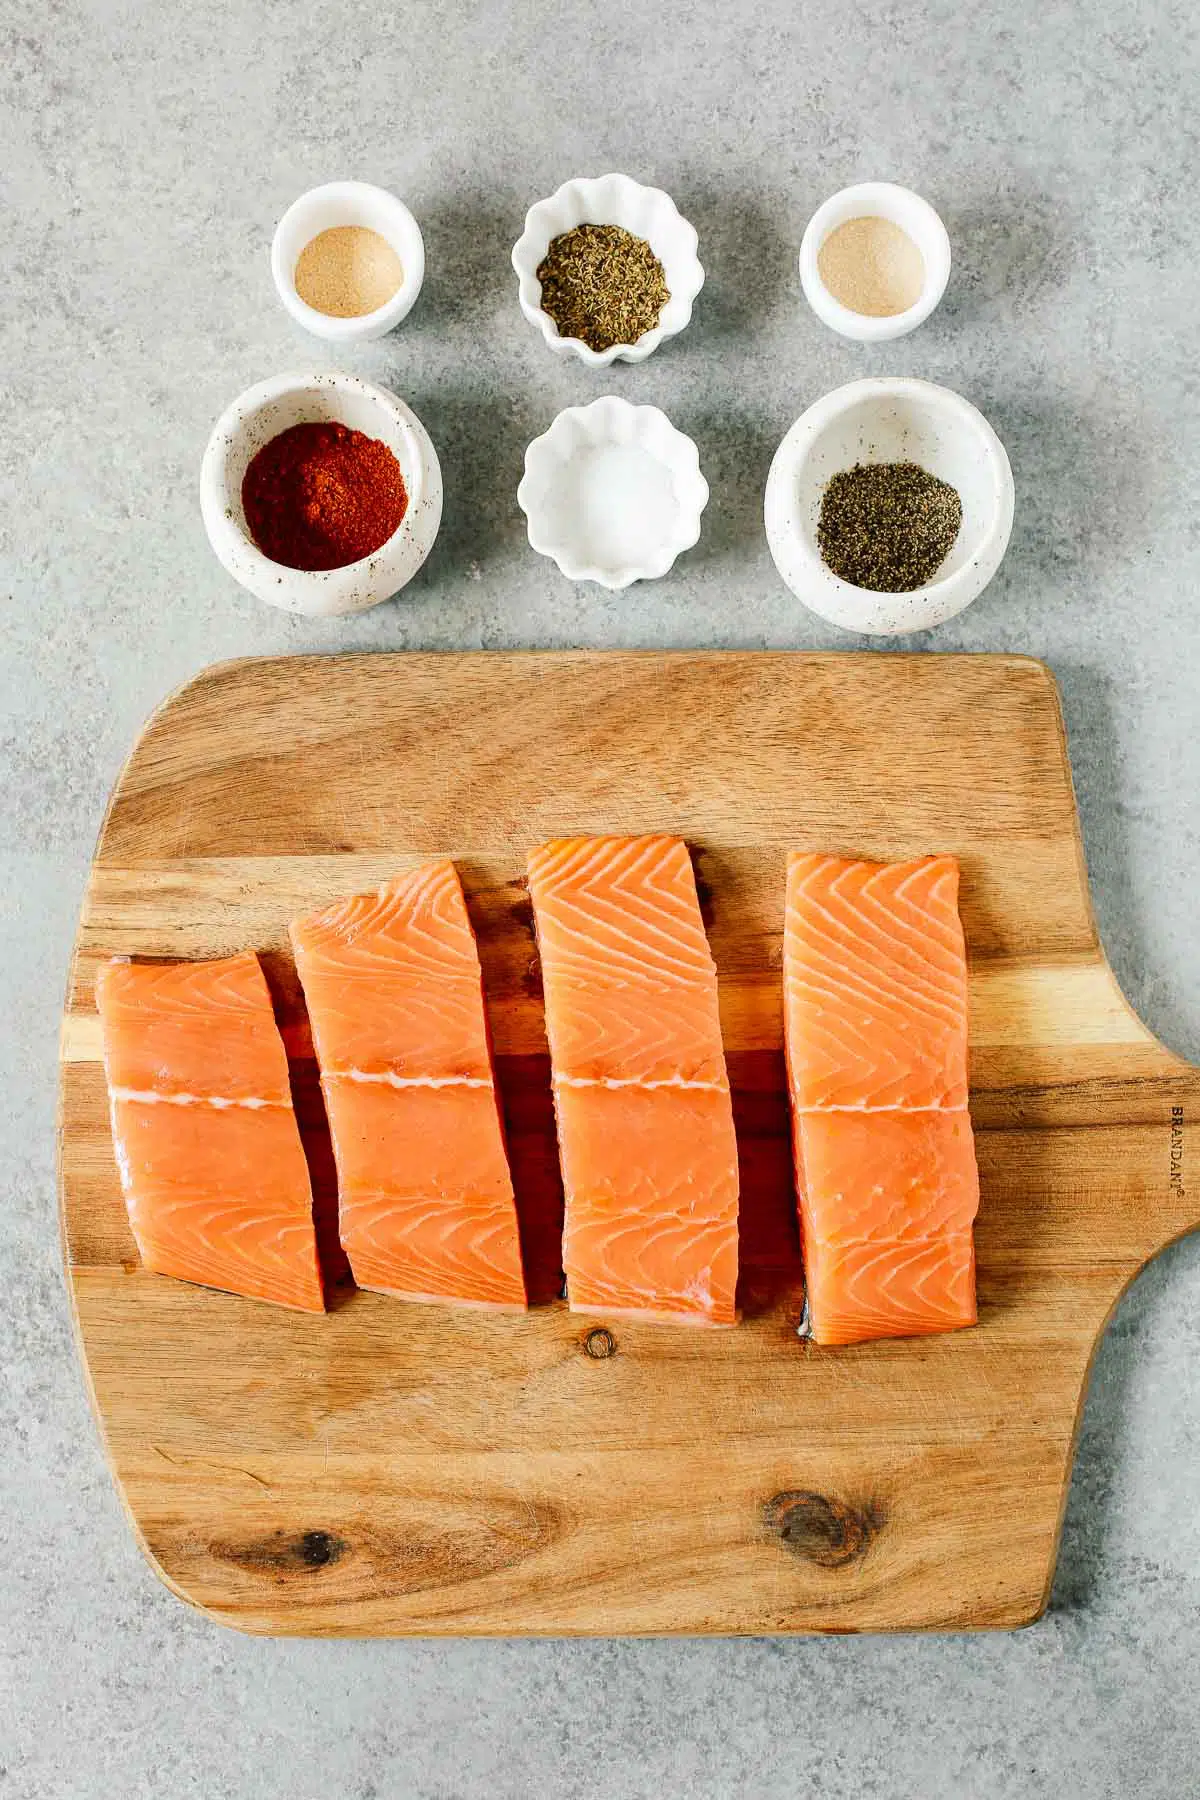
(290, 860, 526, 1308)
(528, 835, 740, 1326)
(784, 853, 980, 1346)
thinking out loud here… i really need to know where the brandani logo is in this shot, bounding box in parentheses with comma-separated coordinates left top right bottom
(1169, 1105, 1186, 1200)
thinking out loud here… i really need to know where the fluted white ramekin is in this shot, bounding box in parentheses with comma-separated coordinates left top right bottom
(512, 174, 703, 367)
(518, 396, 708, 588)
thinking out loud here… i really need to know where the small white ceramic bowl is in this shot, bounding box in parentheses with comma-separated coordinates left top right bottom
(200, 371, 443, 616)
(271, 182, 425, 343)
(799, 182, 951, 342)
(512, 174, 704, 367)
(518, 396, 708, 588)
(764, 377, 1013, 635)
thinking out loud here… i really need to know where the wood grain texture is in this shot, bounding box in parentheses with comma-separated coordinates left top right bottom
(58, 652, 1200, 1635)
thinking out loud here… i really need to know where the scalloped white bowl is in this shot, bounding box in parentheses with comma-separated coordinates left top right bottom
(512, 174, 704, 367)
(518, 397, 708, 587)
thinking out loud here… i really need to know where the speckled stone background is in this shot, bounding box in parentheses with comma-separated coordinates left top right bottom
(3, 0, 1199, 1794)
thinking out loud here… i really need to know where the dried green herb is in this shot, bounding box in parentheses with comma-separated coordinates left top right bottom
(536, 223, 670, 352)
(817, 462, 962, 592)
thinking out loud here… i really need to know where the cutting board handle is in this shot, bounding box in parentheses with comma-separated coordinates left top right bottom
(1098, 957, 1200, 1259)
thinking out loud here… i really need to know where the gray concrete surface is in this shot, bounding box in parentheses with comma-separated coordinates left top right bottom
(3, 0, 1200, 1794)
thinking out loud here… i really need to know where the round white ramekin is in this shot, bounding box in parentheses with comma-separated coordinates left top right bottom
(799, 182, 951, 342)
(200, 371, 442, 616)
(764, 377, 1013, 635)
(271, 182, 425, 343)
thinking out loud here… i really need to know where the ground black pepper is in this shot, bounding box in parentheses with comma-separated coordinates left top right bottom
(536, 223, 670, 352)
(817, 461, 962, 592)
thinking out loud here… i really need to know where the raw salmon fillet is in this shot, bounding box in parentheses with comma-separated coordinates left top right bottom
(95, 954, 324, 1311)
(289, 861, 526, 1308)
(784, 853, 980, 1346)
(527, 835, 739, 1325)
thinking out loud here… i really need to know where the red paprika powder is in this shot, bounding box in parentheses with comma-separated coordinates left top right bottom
(241, 421, 408, 571)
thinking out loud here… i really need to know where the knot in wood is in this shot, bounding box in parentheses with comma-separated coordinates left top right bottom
(763, 1491, 881, 1569)
(297, 1529, 344, 1568)
(581, 1327, 617, 1360)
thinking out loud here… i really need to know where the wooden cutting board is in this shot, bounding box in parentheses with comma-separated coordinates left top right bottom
(58, 652, 1199, 1636)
